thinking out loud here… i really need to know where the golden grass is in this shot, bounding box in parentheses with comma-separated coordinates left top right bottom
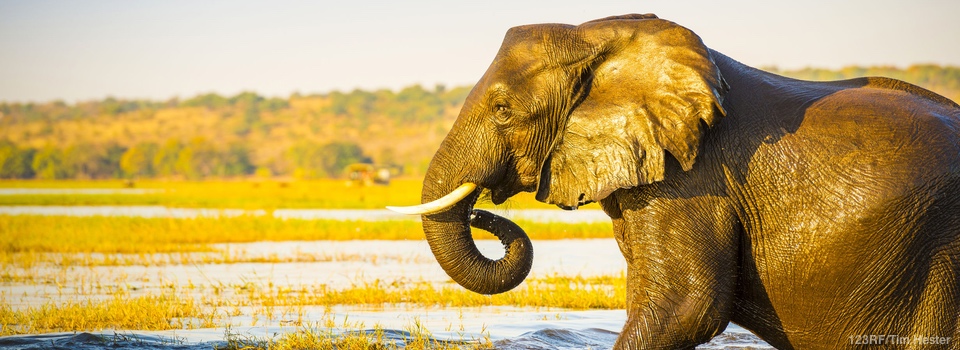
(0, 292, 214, 336)
(0, 250, 428, 277)
(0, 179, 616, 343)
(307, 275, 625, 310)
(0, 178, 583, 210)
(207, 274, 625, 311)
(0, 178, 418, 209)
(0, 214, 611, 256)
(221, 320, 489, 350)
(2, 274, 625, 337)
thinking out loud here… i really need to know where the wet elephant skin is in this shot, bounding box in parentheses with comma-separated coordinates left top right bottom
(414, 13, 960, 349)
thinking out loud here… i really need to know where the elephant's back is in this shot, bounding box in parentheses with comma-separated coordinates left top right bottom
(737, 78, 960, 246)
(789, 79, 960, 164)
(849, 76, 960, 111)
(733, 83, 960, 345)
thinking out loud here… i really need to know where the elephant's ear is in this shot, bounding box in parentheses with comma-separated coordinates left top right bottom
(536, 17, 728, 208)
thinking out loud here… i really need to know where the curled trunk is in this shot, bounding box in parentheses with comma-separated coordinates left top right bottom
(420, 175, 533, 295)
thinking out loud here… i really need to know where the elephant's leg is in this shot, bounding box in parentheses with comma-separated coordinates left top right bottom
(908, 235, 960, 349)
(611, 191, 741, 349)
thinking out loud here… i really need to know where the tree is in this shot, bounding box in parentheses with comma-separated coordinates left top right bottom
(232, 91, 263, 135)
(286, 142, 325, 179)
(327, 89, 377, 122)
(32, 146, 67, 179)
(220, 143, 254, 176)
(319, 142, 371, 177)
(181, 93, 228, 109)
(153, 139, 182, 177)
(174, 146, 198, 179)
(63, 144, 89, 178)
(260, 97, 289, 112)
(0, 141, 35, 179)
(440, 85, 471, 106)
(102, 143, 127, 179)
(99, 97, 123, 115)
(120, 142, 157, 178)
(285, 141, 369, 178)
(63, 143, 117, 179)
(174, 137, 219, 179)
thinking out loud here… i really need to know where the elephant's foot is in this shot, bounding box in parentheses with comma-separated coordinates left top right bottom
(612, 314, 716, 350)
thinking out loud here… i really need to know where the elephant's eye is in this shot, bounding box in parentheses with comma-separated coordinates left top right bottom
(493, 102, 511, 125)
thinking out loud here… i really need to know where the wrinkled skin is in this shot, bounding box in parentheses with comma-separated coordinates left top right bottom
(417, 14, 960, 349)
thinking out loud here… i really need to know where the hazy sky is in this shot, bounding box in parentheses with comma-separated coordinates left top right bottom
(2, 0, 958, 103)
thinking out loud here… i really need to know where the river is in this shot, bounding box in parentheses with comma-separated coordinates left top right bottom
(0, 205, 772, 349)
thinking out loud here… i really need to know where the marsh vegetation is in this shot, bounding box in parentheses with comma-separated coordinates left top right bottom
(0, 179, 769, 348)
(0, 179, 646, 349)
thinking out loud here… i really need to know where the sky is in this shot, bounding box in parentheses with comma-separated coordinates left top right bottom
(1, 0, 958, 103)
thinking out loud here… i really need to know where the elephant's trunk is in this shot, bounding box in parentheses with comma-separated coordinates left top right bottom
(420, 161, 533, 295)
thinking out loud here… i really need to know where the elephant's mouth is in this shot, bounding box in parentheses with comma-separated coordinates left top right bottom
(490, 183, 534, 205)
(535, 167, 591, 210)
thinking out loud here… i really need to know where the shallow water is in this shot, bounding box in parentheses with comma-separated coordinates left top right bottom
(1, 203, 771, 348)
(0, 314, 768, 349)
(2, 237, 772, 349)
(4, 239, 627, 306)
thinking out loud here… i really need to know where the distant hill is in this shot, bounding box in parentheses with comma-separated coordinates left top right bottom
(763, 64, 960, 102)
(0, 85, 469, 180)
(1, 65, 958, 180)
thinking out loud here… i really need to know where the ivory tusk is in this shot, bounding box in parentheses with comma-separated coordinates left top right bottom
(386, 182, 478, 215)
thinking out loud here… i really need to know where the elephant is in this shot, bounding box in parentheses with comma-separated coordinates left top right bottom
(388, 14, 960, 349)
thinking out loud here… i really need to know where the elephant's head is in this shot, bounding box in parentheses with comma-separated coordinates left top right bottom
(388, 14, 727, 294)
